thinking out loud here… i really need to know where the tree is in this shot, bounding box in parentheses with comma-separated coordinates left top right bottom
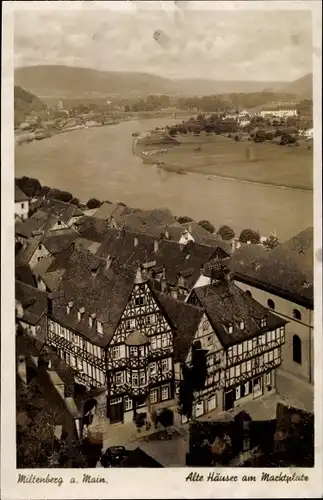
(86, 198, 102, 209)
(70, 197, 80, 207)
(158, 408, 174, 439)
(54, 191, 73, 203)
(177, 216, 194, 224)
(16, 176, 42, 198)
(39, 185, 51, 197)
(216, 225, 235, 241)
(169, 127, 178, 137)
(239, 228, 261, 244)
(198, 220, 215, 234)
(254, 129, 266, 143)
(263, 234, 280, 250)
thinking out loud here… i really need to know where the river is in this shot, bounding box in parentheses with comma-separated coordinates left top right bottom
(15, 117, 313, 241)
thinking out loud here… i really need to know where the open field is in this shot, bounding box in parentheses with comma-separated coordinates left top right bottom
(136, 132, 313, 191)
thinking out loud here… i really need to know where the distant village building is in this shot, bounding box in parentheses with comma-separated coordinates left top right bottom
(15, 185, 29, 221)
(259, 108, 298, 119)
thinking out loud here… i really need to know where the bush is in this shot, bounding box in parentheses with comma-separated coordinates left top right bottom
(239, 228, 261, 244)
(198, 220, 215, 234)
(70, 197, 80, 207)
(39, 186, 51, 197)
(86, 198, 102, 209)
(54, 191, 73, 203)
(263, 235, 280, 249)
(177, 216, 194, 224)
(16, 176, 42, 198)
(216, 225, 235, 241)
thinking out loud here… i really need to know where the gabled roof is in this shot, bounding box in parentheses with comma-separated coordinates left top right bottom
(118, 208, 178, 235)
(52, 249, 136, 347)
(15, 210, 59, 238)
(41, 198, 83, 221)
(15, 185, 29, 202)
(154, 291, 204, 361)
(89, 202, 127, 221)
(15, 264, 37, 287)
(15, 280, 48, 325)
(42, 230, 79, 255)
(189, 281, 287, 347)
(230, 227, 314, 306)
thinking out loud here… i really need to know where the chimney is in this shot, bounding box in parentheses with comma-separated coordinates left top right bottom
(17, 355, 27, 385)
(154, 239, 159, 253)
(134, 236, 138, 247)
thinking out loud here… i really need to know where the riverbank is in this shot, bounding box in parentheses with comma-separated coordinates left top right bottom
(15, 117, 313, 241)
(134, 131, 313, 192)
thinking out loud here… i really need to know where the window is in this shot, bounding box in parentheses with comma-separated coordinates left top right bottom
(139, 346, 145, 357)
(146, 314, 155, 325)
(232, 345, 237, 356)
(116, 372, 123, 386)
(72, 334, 78, 345)
(38, 244, 42, 250)
(110, 397, 122, 405)
(151, 337, 157, 350)
(139, 372, 146, 385)
(267, 299, 275, 310)
(57, 220, 61, 226)
(293, 335, 302, 364)
(132, 373, 139, 386)
(135, 296, 145, 306)
(21, 203, 25, 209)
(124, 396, 132, 411)
(260, 317, 267, 328)
(266, 372, 271, 386)
(77, 358, 83, 371)
(126, 319, 135, 330)
(112, 346, 120, 359)
(162, 334, 168, 347)
(269, 350, 274, 362)
(247, 340, 252, 352)
(150, 362, 157, 375)
(130, 346, 137, 357)
(207, 335, 213, 346)
(228, 324, 233, 334)
(240, 320, 245, 330)
(161, 359, 168, 373)
(70, 355, 76, 368)
(161, 386, 169, 401)
(236, 364, 241, 376)
(97, 321, 103, 335)
(246, 360, 251, 372)
(245, 290, 252, 297)
(150, 389, 158, 404)
(244, 381, 250, 396)
(236, 386, 241, 400)
(238, 343, 243, 355)
(293, 309, 302, 321)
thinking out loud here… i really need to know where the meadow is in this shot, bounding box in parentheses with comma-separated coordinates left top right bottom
(136, 132, 313, 191)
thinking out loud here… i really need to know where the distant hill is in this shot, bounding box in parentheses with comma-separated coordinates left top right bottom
(15, 64, 295, 99)
(280, 74, 313, 98)
(14, 85, 46, 125)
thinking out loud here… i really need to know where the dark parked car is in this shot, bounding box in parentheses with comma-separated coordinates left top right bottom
(100, 446, 129, 467)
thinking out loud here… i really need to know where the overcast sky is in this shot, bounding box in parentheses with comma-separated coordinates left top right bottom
(14, 4, 312, 81)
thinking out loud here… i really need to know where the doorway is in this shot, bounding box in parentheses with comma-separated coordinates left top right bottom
(110, 399, 124, 424)
(224, 390, 235, 411)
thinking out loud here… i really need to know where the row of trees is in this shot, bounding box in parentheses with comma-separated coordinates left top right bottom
(177, 216, 279, 248)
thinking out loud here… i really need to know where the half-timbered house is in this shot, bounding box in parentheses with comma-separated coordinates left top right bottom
(45, 248, 178, 425)
(184, 264, 287, 418)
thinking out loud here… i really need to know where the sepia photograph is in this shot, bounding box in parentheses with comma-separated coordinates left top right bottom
(1, 0, 322, 498)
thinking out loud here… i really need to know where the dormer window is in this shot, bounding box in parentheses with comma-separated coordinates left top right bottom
(66, 301, 74, 315)
(260, 317, 267, 328)
(228, 324, 233, 334)
(240, 321, 245, 330)
(89, 313, 96, 328)
(97, 321, 103, 335)
(77, 307, 85, 322)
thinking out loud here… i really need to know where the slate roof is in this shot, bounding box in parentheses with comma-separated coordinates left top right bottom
(118, 208, 178, 235)
(15, 280, 48, 325)
(154, 291, 204, 361)
(90, 202, 127, 221)
(15, 264, 37, 287)
(15, 185, 29, 202)
(74, 216, 112, 240)
(230, 227, 314, 306)
(189, 281, 287, 347)
(42, 230, 79, 255)
(52, 249, 136, 347)
(15, 210, 60, 238)
(41, 198, 83, 221)
(119, 447, 163, 468)
(16, 238, 42, 265)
